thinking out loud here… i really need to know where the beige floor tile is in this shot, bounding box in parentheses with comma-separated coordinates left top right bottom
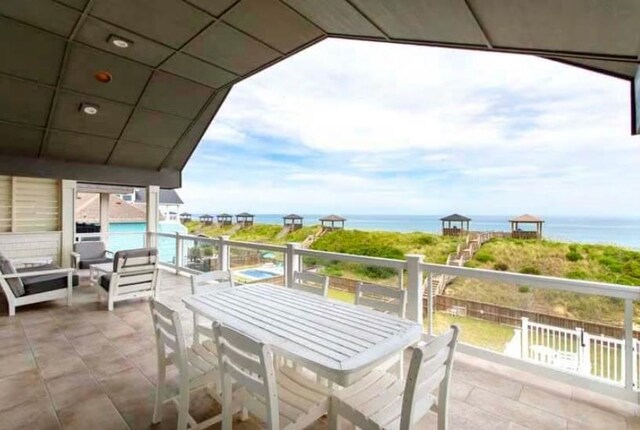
(0, 370, 48, 412)
(30, 335, 76, 358)
(60, 322, 98, 339)
(100, 367, 158, 430)
(0, 347, 37, 378)
(0, 396, 60, 430)
(467, 387, 567, 429)
(454, 362, 524, 400)
(45, 370, 103, 411)
(520, 386, 626, 428)
(57, 395, 128, 430)
(97, 321, 137, 339)
(35, 351, 87, 381)
(110, 331, 156, 357)
(83, 346, 134, 380)
(67, 332, 112, 357)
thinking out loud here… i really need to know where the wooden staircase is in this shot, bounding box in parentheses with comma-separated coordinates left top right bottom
(301, 227, 325, 249)
(426, 232, 495, 296)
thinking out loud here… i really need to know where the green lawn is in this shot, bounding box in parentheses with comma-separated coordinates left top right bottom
(429, 312, 515, 353)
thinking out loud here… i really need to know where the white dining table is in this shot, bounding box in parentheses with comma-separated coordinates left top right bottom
(183, 283, 422, 386)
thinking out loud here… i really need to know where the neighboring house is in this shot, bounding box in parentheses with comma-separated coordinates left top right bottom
(120, 188, 184, 223)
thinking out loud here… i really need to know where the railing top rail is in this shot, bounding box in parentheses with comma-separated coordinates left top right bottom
(421, 262, 640, 300)
(295, 248, 407, 270)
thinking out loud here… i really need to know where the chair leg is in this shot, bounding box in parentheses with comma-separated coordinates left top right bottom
(177, 389, 190, 430)
(8, 302, 15, 316)
(222, 375, 233, 430)
(152, 360, 166, 424)
(329, 398, 339, 430)
(108, 298, 114, 311)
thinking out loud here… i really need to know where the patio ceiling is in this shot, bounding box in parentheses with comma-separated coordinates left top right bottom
(0, 0, 638, 188)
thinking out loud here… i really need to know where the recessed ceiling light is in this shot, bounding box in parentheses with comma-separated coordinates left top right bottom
(107, 34, 133, 49)
(95, 71, 112, 83)
(79, 103, 99, 115)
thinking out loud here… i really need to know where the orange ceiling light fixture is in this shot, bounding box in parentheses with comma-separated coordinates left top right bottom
(95, 71, 112, 83)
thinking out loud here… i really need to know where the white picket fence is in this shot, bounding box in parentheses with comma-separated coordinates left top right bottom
(520, 318, 631, 387)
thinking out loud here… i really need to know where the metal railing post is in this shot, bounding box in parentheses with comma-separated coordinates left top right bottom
(175, 232, 182, 275)
(426, 272, 433, 335)
(406, 254, 423, 324)
(219, 235, 230, 271)
(286, 243, 301, 288)
(624, 299, 634, 393)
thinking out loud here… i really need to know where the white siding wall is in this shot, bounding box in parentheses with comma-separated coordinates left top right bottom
(0, 176, 62, 262)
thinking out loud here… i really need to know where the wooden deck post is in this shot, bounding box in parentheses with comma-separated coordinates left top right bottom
(285, 243, 301, 289)
(219, 235, 230, 271)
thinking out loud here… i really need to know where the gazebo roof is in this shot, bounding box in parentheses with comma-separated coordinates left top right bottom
(320, 215, 346, 222)
(217, 213, 232, 218)
(440, 213, 472, 222)
(200, 214, 213, 218)
(180, 212, 191, 216)
(510, 214, 545, 223)
(283, 214, 303, 220)
(236, 212, 254, 217)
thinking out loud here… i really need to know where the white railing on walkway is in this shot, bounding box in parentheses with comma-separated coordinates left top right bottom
(146, 232, 640, 403)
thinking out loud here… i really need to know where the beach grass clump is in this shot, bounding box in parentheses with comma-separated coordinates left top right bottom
(474, 251, 494, 263)
(493, 262, 509, 271)
(519, 266, 541, 275)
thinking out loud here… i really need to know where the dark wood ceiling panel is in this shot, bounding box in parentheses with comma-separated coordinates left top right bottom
(223, 0, 323, 53)
(470, 0, 640, 56)
(0, 17, 65, 85)
(139, 71, 214, 119)
(56, 0, 89, 11)
(283, 0, 384, 37)
(89, 0, 212, 49)
(184, 22, 281, 75)
(0, 123, 43, 157)
(351, 0, 486, 44)
(45, 130, 115, 163)
(160, 53, 237, 89)
(120, 110, 191, 148)
(0, 77, 54, 126)
(76, 17, 173, 67)
(62, 45, 152, 104)
(0, 0, 80, 37)
(109, 141, 171, 169)
(185, 0, 238, 17)
(51, 92, 133, 138)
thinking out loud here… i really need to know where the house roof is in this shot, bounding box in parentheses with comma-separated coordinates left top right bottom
(320, 214, 346, 222)
(440, 213, 471, 222)
(0, 1, 638, 187)
(134, 189, 184, 205)
(75, 192, 146, 223)
(283, 214, 303, 220)
(510, 214, 545, 223)
(236, 212, 254, 217)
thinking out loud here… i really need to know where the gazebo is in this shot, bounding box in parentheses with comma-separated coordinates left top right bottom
(236, 212, 255, 227)
(510, 214, 544, 239)
(216, 213, 233, 226)
(283, 214, 304, 231)
(199, 214, 213, 225)
(320, 215, 346, 231)
(179, 212, 192, 223)
(440, 214, 471, 236)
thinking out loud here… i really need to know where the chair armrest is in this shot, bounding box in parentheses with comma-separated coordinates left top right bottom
(0, 267, 74, 279)
(104, 250, 114, 258)
(70, 252, 81, 269)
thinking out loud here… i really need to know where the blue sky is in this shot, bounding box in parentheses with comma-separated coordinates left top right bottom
(180, 39, 640, 216)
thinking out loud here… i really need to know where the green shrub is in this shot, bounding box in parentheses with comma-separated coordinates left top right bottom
(474, 252, 494, 263)
(493, 262, 509, 271)
(520, 266, 541, 275)
(413, 234, 436, 246)
(565, 250, 583, 262)
(518, 285, 530, 293)
(565, 270, 588, 280)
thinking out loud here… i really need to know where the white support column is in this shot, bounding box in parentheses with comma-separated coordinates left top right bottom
(624, 299, 635, 393)
(285, 243, 301, 288)
(146, 185, 159, 249)
(406, 254, 423, 324)
(60, 180, 77, 267)
(99, 192, 109, 244)
(218, 235, 230, 271)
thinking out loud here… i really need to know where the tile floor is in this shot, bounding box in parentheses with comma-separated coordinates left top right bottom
(0, 270, 638, 429)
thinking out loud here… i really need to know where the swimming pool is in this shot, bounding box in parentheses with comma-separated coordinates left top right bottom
(235, 266, 284, 280)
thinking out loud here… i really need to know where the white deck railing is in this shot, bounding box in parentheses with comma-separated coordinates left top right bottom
(143, 232, 640, 403)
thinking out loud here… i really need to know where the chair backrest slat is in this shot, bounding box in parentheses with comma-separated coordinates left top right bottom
(400, 325, 459, 430)
(191, 270, 234, 295)
(214, 323, 280, 429)
(292, 271, 329, 297)
(150, 300, 187, 362)
(356, 283, 407, 318)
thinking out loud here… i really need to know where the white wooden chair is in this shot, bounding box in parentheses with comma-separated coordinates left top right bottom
(150, 299, 232, 430)
(330, 326, 459, 430)
(94, 248, 159, 311)
(190, 270, 233, 347)
(213, 321, 331, 430)
(356, 283, 408, 377)
(291, 271, 329, 297)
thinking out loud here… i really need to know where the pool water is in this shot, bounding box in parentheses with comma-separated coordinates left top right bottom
(236, 267, 283, 280)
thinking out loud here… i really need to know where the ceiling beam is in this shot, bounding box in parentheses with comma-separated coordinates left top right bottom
(344, 0, 390, 40)
(462, 0, 493, 49)
(0, 154, 181, 188)
(38, 0, 95, 158)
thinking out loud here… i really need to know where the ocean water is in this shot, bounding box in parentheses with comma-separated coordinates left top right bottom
(229, 214, 640, 250)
